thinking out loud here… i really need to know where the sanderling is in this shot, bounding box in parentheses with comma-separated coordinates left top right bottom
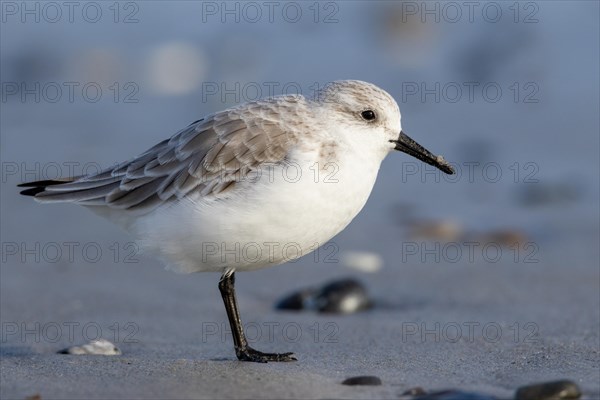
(19, 80, 454, 362)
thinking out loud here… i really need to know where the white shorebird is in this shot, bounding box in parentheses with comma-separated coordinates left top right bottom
(20, 80, 454, 362)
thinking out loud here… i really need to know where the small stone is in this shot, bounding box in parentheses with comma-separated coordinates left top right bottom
(341, 375, 382, 386)
(314, 278, 372, 314)
(58, 339, 121, 355)
(414, 390, 497, 400)
(402, 387, 427, 396)
(515, 380, 581, 400)
(275, 278, 372, 314)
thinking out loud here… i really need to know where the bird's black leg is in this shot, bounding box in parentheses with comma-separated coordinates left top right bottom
(218, 271, 296, 363)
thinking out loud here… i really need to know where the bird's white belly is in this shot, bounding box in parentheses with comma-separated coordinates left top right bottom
(133, 154, 381, 274)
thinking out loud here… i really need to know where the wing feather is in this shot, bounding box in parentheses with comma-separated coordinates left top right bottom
(26, 96, 306, 213)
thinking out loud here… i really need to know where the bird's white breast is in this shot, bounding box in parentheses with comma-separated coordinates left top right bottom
(132, 142, 382, 274)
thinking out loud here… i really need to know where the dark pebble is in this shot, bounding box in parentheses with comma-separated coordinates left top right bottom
(276, 278, 372, 314)
(414, 390, 497, 400)
(515, 380, 581, 400)
(341, 375, 382, 386)
(314, 278, 372, 314)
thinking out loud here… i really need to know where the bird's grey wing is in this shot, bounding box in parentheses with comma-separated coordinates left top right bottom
(33, 104, 298, 213)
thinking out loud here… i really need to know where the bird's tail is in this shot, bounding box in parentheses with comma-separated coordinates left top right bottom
(18, 170, 127, 205)
(18, 179, 76, 197)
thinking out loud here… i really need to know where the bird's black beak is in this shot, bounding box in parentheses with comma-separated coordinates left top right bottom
(390, 131, 455, 175)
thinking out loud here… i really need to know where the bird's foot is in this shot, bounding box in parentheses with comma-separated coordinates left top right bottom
(236, 346, 297, 363)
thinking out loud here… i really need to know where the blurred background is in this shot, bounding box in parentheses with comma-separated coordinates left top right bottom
(1, 1, 598, 398)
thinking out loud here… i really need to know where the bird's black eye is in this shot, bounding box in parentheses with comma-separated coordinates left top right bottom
(361, 110, 376, 121)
